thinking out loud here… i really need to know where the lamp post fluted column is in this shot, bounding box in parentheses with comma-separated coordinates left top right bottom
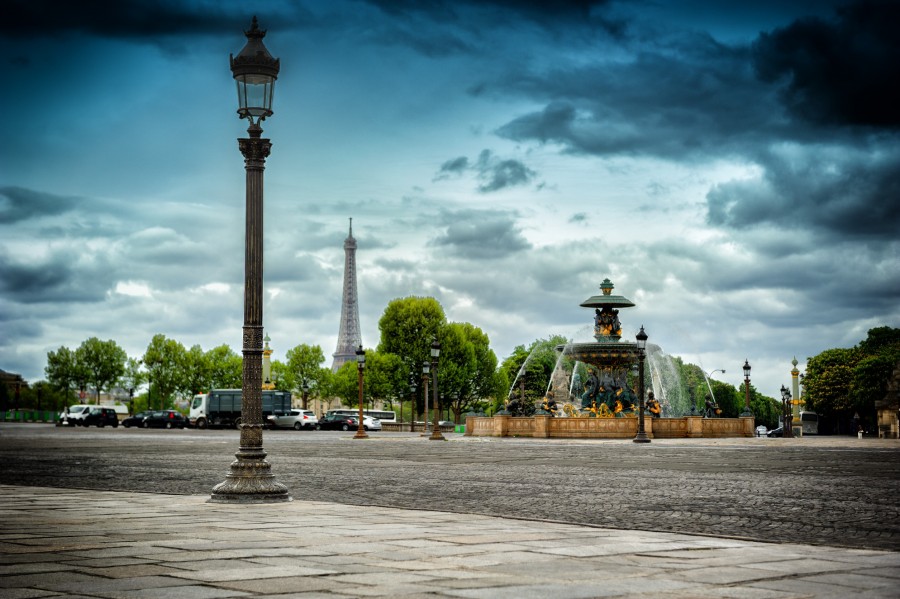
(429, 339, 446, 441)
(211, 17, 290, 503)
(633, 326, 650, 443)
(420, 360, 430, 436)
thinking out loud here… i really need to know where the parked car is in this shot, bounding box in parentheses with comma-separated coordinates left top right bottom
(767, 427, 784, 437)
(268, 409, 318, 430)
(755, 425, 768, 437)
(438, 420, 455, 427)
(58, 404, 91, 426)
(141, 410, 187, 429)
(315, 413, 358, 431)
(362, 415, 382, 431)
(81, 407, 120, 428)
(122, 411, 150, 428)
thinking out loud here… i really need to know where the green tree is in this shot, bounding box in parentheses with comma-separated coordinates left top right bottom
(181, 344, 213, 397)
(142, 334, 186, 410)
(285, 344, 329, 407)
(45, 346, 78, 408)
(364, 350, 406, 410)
(377, 296, 447, 415)
(120, 357, 146, 414)
(76, 337, 127, 404)
(805, 347, 861, 416)
(438, 322, 501, 421)
(206, 344, 242, 389)
(330, 360, 358, 407)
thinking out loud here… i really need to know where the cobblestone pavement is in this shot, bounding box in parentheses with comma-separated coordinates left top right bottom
(4, 484, 899, 599)
(1, 424, 898, 551)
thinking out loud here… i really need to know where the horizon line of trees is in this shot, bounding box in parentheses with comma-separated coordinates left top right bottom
(7, 299, 893, 429)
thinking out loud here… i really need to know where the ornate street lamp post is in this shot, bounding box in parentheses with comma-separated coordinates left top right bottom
(429, 339, 446, 441)
(633, 326, 650, 443)
(211, 17, 290, 503)
(354, 345, 368, 439)
(742, 360, 753, 417)
(408, 376, 417, 432)
(780, 385, 793, 437)
(421, 360, 430, 436)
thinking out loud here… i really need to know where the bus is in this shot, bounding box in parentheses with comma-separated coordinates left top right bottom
(325, 409, 397, 423)
(800, 411, 818, 435)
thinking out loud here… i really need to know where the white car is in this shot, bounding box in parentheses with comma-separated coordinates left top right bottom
(267, 409, 318, 430)
(362, 416, 382, 431)
(58, 404, 91, 426)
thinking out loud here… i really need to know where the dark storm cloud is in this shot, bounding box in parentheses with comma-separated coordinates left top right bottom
(751, 0, 900, 128)
(433, 151, 537, 192)
(429, 209, 531, 259)
(706, 145, 900, 240)
(0, 0, 312, 39)
(494, 37, 779, 161)
(0, 250, 110, 304)
(0, 187, 80, 224)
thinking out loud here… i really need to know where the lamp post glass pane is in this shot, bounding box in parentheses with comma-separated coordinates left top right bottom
(236, 75, 274, 118)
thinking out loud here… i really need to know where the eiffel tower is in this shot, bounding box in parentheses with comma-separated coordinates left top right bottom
(332, 218, 362, 372)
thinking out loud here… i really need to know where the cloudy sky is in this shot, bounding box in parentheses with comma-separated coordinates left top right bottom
(2, 0, 898, 400)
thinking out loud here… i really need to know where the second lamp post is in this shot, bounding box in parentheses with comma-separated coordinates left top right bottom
(633, 326, 650, 443)
(429, 339, 446, 441)
(354, 345, 368, 439)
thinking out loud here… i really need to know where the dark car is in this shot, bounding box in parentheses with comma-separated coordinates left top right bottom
(767, 427, 784, 437)
(81, 407, 120, 428)
(142, 410, 187, 429)
(315, 413, 358, 431)
(122, 411, 150, 428)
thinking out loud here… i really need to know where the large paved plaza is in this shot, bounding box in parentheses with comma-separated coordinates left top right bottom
(1, 424, 898, 597)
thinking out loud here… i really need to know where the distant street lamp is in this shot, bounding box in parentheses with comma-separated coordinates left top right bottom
(429, 339, 446, 441)
(211, 17, 290, 503)
(408, 376, 418, 432)
(421, 360, 430, 436)
(780, 385, 793, 437)
(354, 345, 368, 439)
(741, 360, 753, 417)
(633, 326, 650, 443)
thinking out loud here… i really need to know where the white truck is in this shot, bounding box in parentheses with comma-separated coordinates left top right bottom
(189, 389, 292, 429)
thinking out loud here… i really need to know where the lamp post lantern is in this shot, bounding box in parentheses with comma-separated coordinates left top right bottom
(429, 339, 446, 440)
(421, 360, 430, 436)
(354, 345, 368, 439)
(211, 17, 290, 503)
(741, 359, 753, 417)
(633, 326, 650, 443)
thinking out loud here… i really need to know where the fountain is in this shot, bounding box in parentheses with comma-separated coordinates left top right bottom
(466, 278, 755, 439)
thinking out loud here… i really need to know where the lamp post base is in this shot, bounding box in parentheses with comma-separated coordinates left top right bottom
(209, 445, 291, 504)
(429, 428, 446, 441)
(633, 431, 651, 443)
(354, 429, 369, 439)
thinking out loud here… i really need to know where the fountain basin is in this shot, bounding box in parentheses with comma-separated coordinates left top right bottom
(465, 414, 755, 439)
